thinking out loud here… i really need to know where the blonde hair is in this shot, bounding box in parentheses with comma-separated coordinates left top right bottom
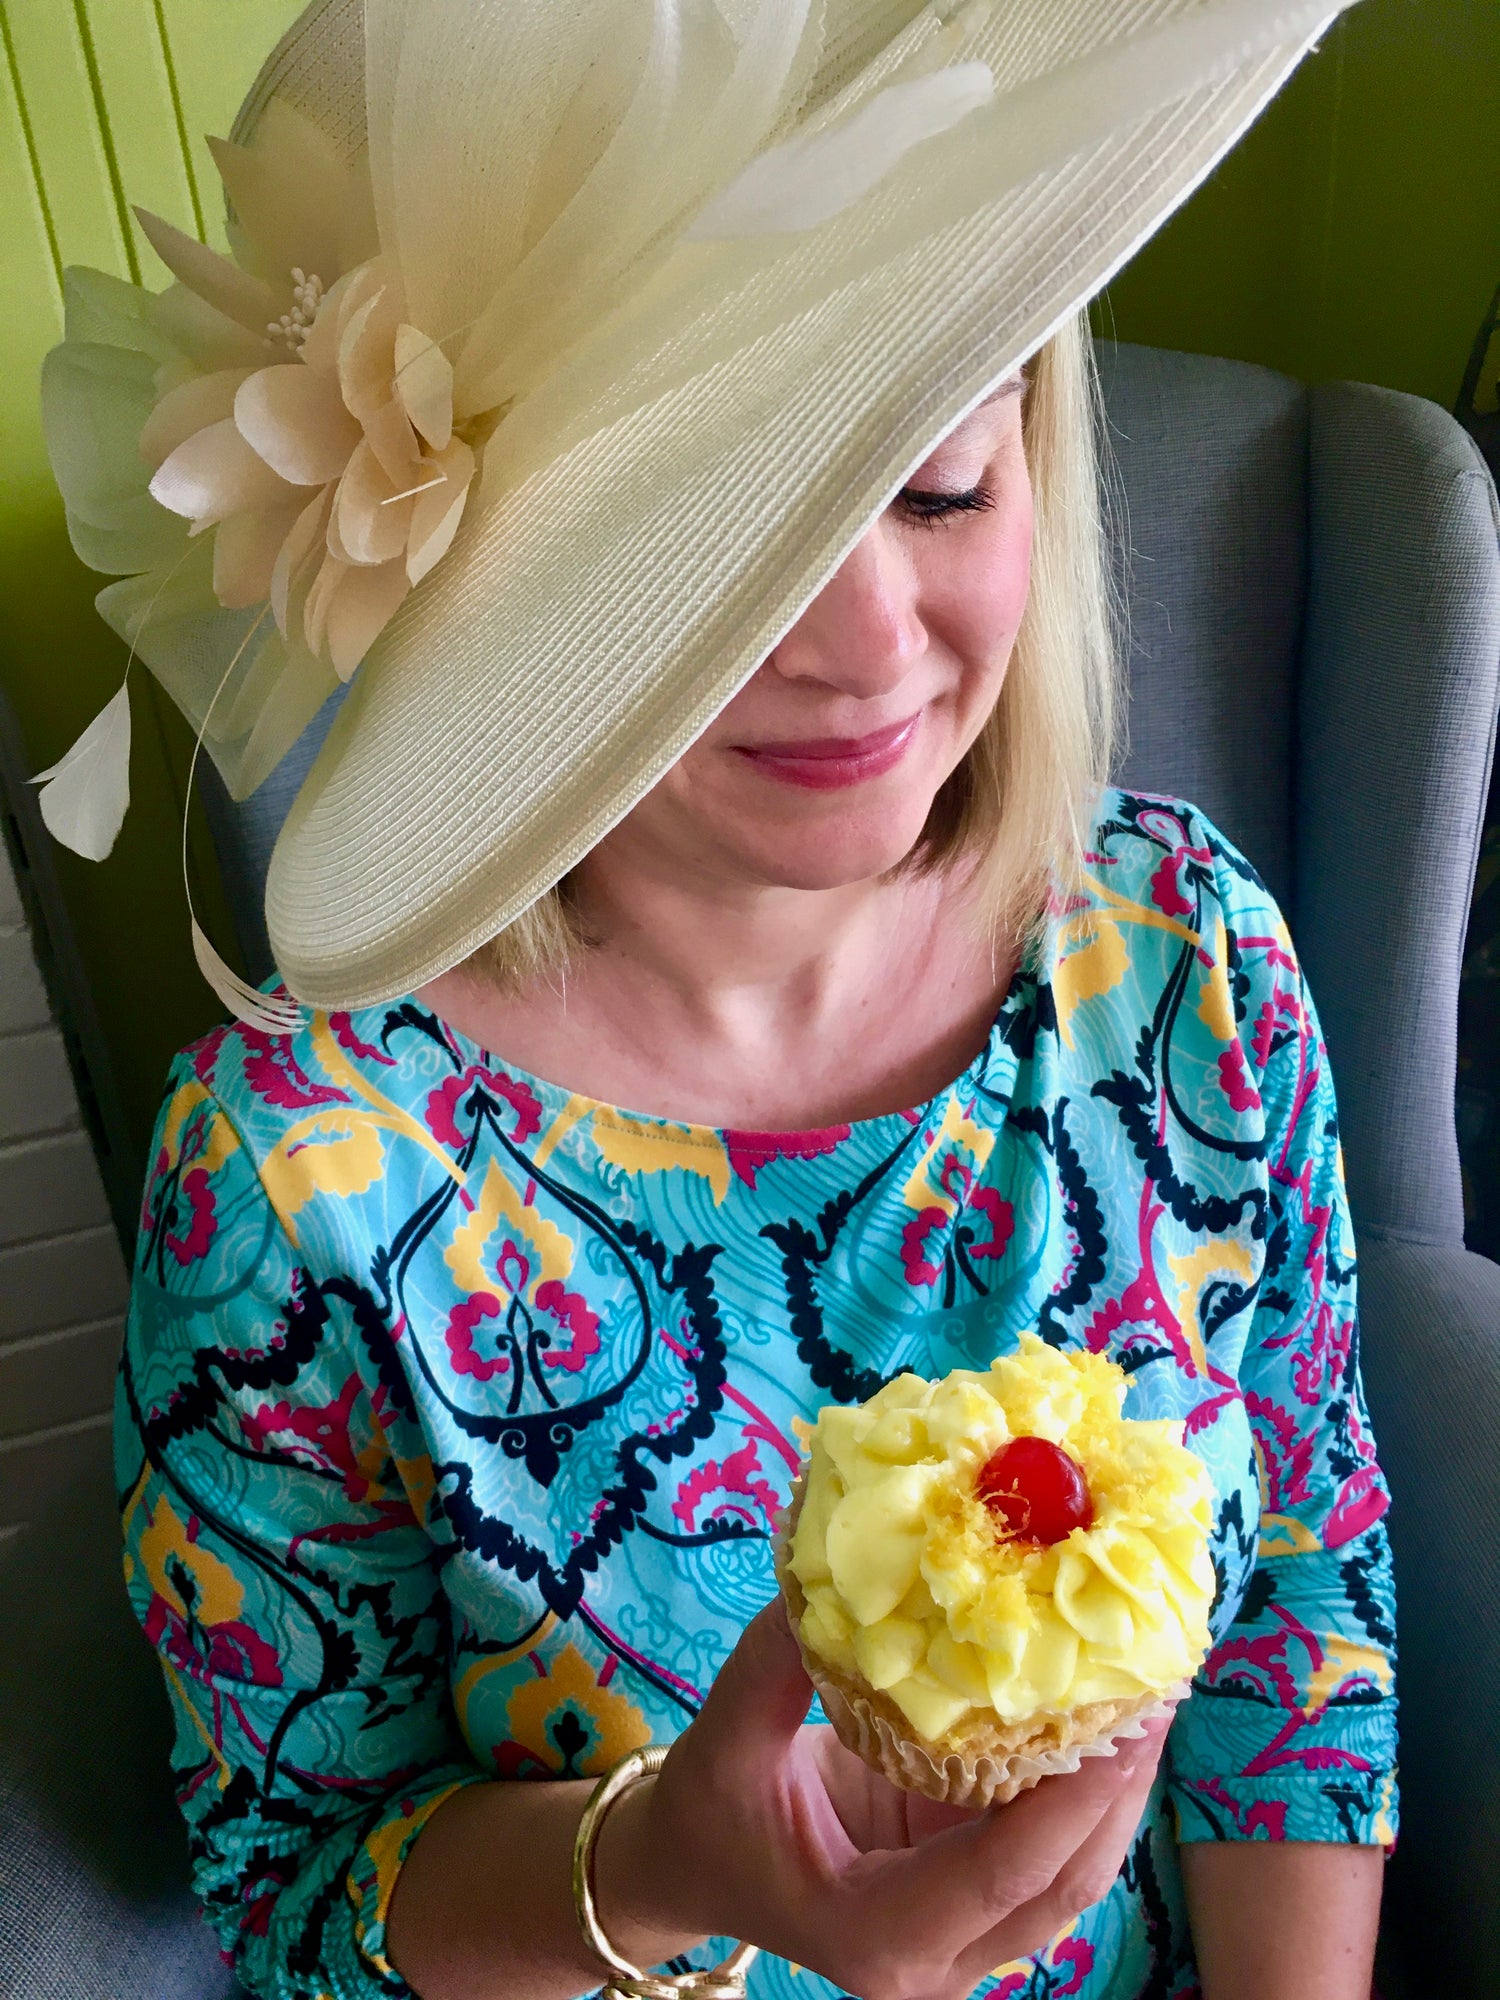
(911, 310, 1120, 962)
(470, 310, 1118, 988)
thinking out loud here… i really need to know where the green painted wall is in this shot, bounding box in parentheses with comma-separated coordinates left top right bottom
(0, 0, 1496, 1183)
(1097, 0, 1500, 409)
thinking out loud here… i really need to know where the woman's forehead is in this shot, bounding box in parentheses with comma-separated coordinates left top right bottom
(979, 371, 1026, 407)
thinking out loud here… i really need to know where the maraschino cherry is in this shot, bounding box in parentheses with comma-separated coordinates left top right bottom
(977, 1435, 1094, 1545)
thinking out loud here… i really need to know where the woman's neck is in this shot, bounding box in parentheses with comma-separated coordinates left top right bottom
(416, 858, 1016, 1130)
(573, 846, 954, 1039)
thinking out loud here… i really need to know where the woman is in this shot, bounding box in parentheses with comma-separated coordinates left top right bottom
(52, 3, 1395, 1997)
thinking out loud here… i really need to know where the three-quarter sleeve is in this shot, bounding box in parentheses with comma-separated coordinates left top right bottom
(115, 1053, 488, 1999)
(1165, 843, 1399, 1847)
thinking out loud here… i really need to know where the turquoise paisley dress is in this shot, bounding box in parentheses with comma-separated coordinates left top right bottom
(116, 789, 1398, 2000)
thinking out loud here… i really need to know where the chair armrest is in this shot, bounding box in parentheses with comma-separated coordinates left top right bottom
(0, 1444, 241, 2000)
(1356, 1233, 1500, 1998)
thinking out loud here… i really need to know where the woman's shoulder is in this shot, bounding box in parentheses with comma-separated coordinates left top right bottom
(128, 1011, 429, 1480)
(162, 1004, 391, 1147)
(147, 1000, 466, 1260)
(1083, 786, 1282, 924)
(1040, 786, 1306, 1091)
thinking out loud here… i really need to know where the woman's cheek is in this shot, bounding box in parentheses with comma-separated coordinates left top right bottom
(943, 500, 1034, 703)
(993, 498, 1035, 639)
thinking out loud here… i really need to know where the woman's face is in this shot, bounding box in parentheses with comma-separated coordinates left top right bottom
(596, 378, 1033, 896)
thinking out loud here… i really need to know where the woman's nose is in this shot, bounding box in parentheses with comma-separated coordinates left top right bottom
(770, 522, 925, 698)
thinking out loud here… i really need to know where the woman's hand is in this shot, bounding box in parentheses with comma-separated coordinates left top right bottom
(602, 1601, 1169, 2000)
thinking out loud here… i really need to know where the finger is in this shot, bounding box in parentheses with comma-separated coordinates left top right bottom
(1041, 1723, 1165, 1914)
(699, 1598, 813, 1753)
(948, 1724, 1169, 1985)
(806, 1727, 889, 1847)
(952, 1768, 1159, 1983)
(809, 1727, 976, 1851)
(852, 1716, 1168, 1962)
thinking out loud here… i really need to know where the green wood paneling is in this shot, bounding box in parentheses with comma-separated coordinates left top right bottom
(3, 2, 126, 310)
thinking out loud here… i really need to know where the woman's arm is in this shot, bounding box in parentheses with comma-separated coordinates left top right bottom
(1180, 1842, 1384, 2000)
(384, 1769, 694, 2000)
(388, 1602, 1175, 2000)
(1163, 823, 1399, 1981)
(121, 1060, 493, 1999)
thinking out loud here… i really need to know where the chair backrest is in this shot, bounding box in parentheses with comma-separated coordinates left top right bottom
(1098, 341, 1310, 911)
(206, 342, 1500, 1247)
(1097, 345, 1500, 1251)
(1296, 378, 1500, 1249)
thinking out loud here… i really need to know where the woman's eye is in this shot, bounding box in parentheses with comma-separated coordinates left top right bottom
(895, 482, 996, 528)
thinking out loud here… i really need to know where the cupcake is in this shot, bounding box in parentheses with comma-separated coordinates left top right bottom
(776, 1334, 1215, 1807)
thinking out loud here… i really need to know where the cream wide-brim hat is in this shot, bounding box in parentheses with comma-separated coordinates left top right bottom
(218, 0, 1351, 1007)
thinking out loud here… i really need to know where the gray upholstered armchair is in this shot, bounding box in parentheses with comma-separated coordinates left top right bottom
(2, 342, 1496, 2000)
(1094, 343, 1500, 1999)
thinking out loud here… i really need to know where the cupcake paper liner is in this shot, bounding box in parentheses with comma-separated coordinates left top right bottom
(773, 1473, 1187, 1810)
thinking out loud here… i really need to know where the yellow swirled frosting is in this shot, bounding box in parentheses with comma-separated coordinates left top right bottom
(786, 1336, 1215, 1742)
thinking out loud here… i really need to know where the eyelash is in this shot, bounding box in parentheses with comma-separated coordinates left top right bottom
(895, 482, 996, 529)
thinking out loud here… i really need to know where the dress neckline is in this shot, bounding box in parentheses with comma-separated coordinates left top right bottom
(421, 916, 1048, 1150)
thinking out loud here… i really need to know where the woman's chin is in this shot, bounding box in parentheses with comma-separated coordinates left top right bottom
(721, 812, 935, 893)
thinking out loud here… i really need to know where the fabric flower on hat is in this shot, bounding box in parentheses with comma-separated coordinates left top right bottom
(40, 98, 485, 833)
(143, 250, 476, 684)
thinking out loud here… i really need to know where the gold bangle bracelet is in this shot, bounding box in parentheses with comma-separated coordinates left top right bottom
(571, 1744, 758, 2000)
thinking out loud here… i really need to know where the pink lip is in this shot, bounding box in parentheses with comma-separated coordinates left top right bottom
(732, 715, 921, 790)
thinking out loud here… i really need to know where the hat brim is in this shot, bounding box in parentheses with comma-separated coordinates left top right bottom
(265, 19, 1326, 1007)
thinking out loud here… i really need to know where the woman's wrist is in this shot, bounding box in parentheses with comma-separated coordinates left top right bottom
(591, 1771, 713, 1972)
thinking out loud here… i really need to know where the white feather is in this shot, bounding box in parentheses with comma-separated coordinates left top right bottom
(191, 919, 304, 1036)
(31, 684, 132, 863)
(687, 61, 995, 241)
